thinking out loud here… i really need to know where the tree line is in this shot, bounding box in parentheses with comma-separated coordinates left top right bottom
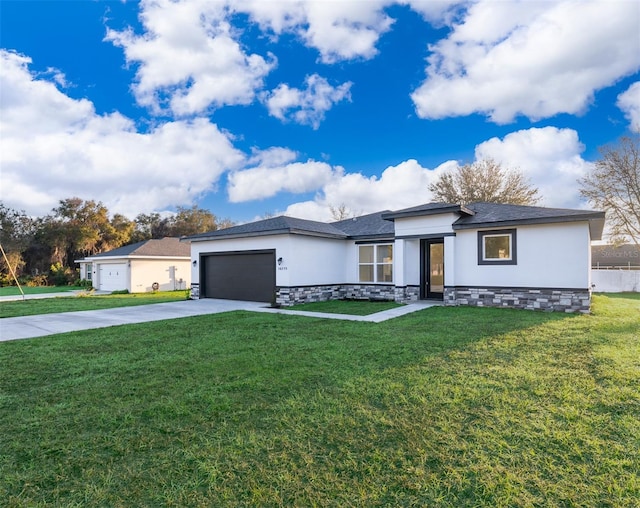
(0, 198, 233, 286)
(2, 136, 637, 286)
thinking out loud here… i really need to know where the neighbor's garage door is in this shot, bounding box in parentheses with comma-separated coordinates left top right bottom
(99, 264, 127, 292)
(202, 250, 275, 302)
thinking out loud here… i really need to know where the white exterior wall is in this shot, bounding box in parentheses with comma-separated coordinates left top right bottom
(85, 257, 191, 292)
(454, 222, 591, 289)
(129, 258, 191, 293)
(444, 236, 456, 287)
(400, 239, 421, 286)
(190, 234, 347, 287)
(77, 261, 92, 280)
(345, 242, 359, 283)
(191, 235, 291, 286)
(286, 236, 348, 285)
(90, 259, 129, 291)
(394, 213, 456, 237)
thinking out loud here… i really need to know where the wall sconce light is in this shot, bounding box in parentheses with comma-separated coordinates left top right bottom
(277, 257, 283, 266)
(192, 260, 197, 266)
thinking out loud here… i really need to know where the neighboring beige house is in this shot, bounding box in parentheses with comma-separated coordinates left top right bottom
(76, 237, 191, 293)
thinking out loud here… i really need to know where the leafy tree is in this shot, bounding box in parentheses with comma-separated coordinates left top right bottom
(429, 158, 540, 205)
(2, 199, 233, 285)
(0, 204, 35, 282)
(104, 213, 135, 250)
(580, 135, 640, 245)
(132, 212, 171, 242)
(169, 205, 219, 237)
(133, 206, 228, 240)
(36, 198, 133, 269)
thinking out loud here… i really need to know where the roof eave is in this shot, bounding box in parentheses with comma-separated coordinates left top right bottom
(188, 228, 347, 242)
(188, 229, 291, 241)
(382, 204, 474, 221)
(452, 212, 606, 231)
(349, 234, 395, 241)
(589, 217, 605, 241)
(289, 229, 348, 239)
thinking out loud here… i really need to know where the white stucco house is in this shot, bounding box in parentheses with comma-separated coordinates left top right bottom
(185, 202, 605, 313)
(76, 237, 191, 293)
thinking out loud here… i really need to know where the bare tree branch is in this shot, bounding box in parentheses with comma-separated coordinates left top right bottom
(579, 135, 640, 245)
(428, 159, 540, 206)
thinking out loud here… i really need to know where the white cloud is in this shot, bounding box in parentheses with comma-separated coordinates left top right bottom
(474, 127, 591, 208)
(297, 0, 394, 63)
(247, 146, 299, 167)
(617, 81, 640, 132)
(239, 0, 394, 63)
(105, 0, 275, 116)
(227, 148, 337, 202)
(283, 159, 455, 221)
(104, 0, 398, 117)
(0, 49, 244, 218)
(263, 74, 352, 128)
(281, 127, 594, 221)
(412, 0, 640, 123)
(400, 0, 467, 25)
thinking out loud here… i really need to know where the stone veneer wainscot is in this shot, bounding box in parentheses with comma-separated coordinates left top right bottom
(443, 287, 591, 313)
(275, 284, 420, 306)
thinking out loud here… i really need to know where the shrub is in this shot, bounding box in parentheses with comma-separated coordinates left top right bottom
(25, 274, 49, 287)
(49, 263, 77, 286)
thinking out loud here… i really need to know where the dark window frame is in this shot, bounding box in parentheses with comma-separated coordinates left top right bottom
(477, 229, 517, 265)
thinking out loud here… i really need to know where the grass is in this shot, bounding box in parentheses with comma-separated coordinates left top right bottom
(0, 294, 638, 507)
(288, 299, 403, 315)
(0, 285, 85, 296)
(0, 290, 189, 318)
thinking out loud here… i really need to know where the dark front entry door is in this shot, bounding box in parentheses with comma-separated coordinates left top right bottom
(422, 240, 444, 300)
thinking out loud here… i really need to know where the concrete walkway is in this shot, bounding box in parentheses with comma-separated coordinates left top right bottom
(0, 298, 439, 342)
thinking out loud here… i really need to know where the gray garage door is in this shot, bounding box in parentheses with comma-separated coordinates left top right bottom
(202, 250, 275, 302)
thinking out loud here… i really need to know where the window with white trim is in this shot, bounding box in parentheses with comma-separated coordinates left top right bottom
(359, 244, 393, 282)
(478, 229, 517, 265)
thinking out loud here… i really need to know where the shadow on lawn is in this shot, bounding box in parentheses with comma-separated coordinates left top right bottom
(1, 303, 618, 507)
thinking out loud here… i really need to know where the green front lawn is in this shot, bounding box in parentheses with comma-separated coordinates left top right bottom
(0, 295, 638, 506)
(0, 291, 189, 318)
(288, 299, 403, 315)
(0, 285, 85, 296)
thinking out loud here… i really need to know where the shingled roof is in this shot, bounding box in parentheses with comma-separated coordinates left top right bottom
(185, 202, 605, 242)
(88, 237, 190, 258)
(186, 215, 348, 241)
(330, 211, 395, 239)
(453, 202, 605, 237)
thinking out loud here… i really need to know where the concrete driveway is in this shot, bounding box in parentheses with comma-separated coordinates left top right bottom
(0, 298, 438, 342)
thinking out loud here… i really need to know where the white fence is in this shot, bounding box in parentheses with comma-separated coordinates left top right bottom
(591, 269, 640, 293)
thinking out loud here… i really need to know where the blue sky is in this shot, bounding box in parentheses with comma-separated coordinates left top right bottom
(1, 0, 639, 223)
